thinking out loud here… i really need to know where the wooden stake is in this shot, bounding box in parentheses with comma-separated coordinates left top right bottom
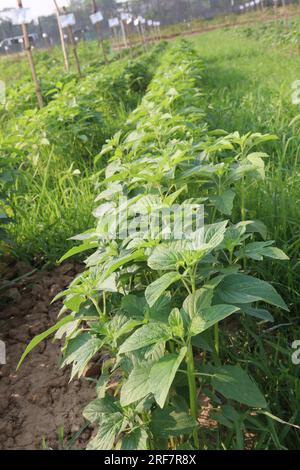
(91, 0, 108, 64)
(16, 0, 44, 108)
(61, 6, 81, 77)
(121, 20, 128, 49)
(112, 26, 119, 52)
(53, 0, 70, 72)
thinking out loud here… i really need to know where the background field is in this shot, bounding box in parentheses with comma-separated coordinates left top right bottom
(0, 8, 300, 450)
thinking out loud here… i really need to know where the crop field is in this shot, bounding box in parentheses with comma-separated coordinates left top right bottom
(0, 2, 300, 454)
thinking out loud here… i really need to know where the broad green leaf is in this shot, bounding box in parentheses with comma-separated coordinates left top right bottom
(240, 304, 274, 322)
(119, 323, 171, 354)
(64, 336, 103, 380)
(263, 247, 289, 260)
(183, 287, 214, 319)
(148, 245, 185, 271)
(96, 373, 110, 398)
(239, 241, 289, 261)
(121, 293, 171, 322)
(204, 220, 229, 247)
(58, 242, 98, 264)
(243, 220, 268, 240)
(189, 304, 239, 336)
(121, 295, 147, 319)
(83, 397, 120, 423)
(101, 250, 145, 282)
(120, 361, 153, 407)
(211, 365, 267, 409)
(211, 189, 235, 216)
(121, 429, 148, 450)
(145, 272, 181, 307)
(86, 413, 124, 450)
(62, 331, 91, 365)
(17, 315, 74, 370)
(149, 347, 187, 408)
(215, 274, 289, 311)
(150, 406, 197, 438)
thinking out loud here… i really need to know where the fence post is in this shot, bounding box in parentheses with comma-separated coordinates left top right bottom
(53, 0, 70, 72)
(16, 0, 44, 109)
(91, 0, 108, 64)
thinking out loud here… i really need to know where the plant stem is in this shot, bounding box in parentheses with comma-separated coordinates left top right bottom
(214, 323, 220, 356)
(186, 340, 200, 450)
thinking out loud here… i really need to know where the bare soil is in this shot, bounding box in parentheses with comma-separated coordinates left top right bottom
(0, 261, 95, 450)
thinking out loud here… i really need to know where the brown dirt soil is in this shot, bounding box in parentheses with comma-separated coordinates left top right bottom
(0, 261, 96, 450)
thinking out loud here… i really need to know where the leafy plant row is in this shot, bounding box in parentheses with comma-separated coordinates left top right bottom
(19, 40, 290, 450)
(240, 19, 300, 49)
(1, 42, 167, 171)
(0, 39, 137, 119)
(0, 43, 167, 259)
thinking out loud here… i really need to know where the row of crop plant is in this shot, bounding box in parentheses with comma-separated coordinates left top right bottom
(0, 43, 166, 262)
(18, 40, 290, 450)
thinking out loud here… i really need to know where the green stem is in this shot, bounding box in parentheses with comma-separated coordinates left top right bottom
(103, 291, 107, 318)
(186, 340, 200, 450)
(214, 323, 219, 356)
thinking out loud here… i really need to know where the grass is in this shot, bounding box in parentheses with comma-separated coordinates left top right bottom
(189, 27, 300, 449)
(1, 20, 300, 449)
(1, 43, 164, 264)
(191, 28, 300, 307)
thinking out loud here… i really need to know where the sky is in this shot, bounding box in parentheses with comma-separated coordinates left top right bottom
(0, 0, 70, 18)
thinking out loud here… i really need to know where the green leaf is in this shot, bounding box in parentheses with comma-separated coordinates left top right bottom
(83, 397, 120, 423)
(182, 287, 214, 319)
(263, 247, 289, 260)
(63, 334, 103, 380)
(149, 347, 187, 408)
(121, 293, 171, 323)
(169, 308, 184, 338)
(150, 406, 197, 438)
(244, 220, 268, 240)
(119, 323, 171, 354)
(204, 220, 229, 248)
(58, 242, 98, 263)
(240, 304, 274, 322)
(211, 189, 235, 216)
(211, 365, 267, 408)
(101, 250, 145, 282)
(145, 272, 181, 308)
(148, 245, 185, 271)
(86, 413, 124, 450)
(215, 274, 289, 311)
(120, 361, 153, 407)
(239, 241, 289, 261)
(121, 429, 148, 450)
(121, 295, 147, 319)
(189, 304, 239, 336)
(17, 315, 74, 370)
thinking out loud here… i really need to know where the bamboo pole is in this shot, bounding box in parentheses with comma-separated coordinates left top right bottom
(62, 7, 82, 77)
(120, 19, 128, 49)
(16, 0, 44, 108)
(91, 0, 108, 64)
(53, 0, 70, 72)
(112, 25, 120, 53)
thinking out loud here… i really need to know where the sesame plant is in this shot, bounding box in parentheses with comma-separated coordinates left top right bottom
(19, 41, 290, 450)
(1, 43, 166, 262)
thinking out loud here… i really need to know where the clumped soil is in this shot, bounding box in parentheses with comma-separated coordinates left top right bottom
(0, 260, 95, 450)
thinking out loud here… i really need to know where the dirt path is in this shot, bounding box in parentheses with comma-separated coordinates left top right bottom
(0, 261, 95, 450)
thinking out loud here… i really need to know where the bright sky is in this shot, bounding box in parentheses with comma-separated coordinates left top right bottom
(0, 0, 70, 17)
